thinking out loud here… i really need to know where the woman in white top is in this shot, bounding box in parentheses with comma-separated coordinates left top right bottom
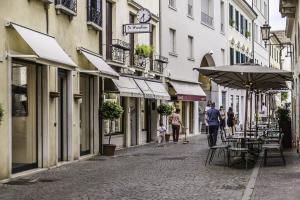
(170, 108, 182, 143)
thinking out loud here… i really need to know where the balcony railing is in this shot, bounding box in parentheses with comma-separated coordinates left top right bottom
(201, 12, 213, 27)
(87, 7, 102, 29)
(133, 55, 149, 69)
(151, 62, 164, 74)
(110, 46, 125, 64)
(55, 0, 77, 16)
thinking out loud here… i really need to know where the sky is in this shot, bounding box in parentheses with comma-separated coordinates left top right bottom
(269, 0, 286, 30)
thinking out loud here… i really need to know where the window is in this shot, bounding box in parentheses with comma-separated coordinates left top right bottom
(188, 35, 194, 59)
(230, 48, 234, 65)
(229, 4, 234, 27)
(170, 28, 176, 54)
(169, 0, 176, 8)
(201, 0, 214, 27)
(87, 0, 102, 28)
(240, 14, 244, 34)
(104, 96, 123, 134)
(245, 19, 248, 37)
(236, 51, 240, 64)
(188, 0, 193, 17)
(140, 100, 147, 130)
(222, 91, 227, 111)
(220, 0, 225, 32)
(236, 96, 240, 122)
(55, 0, 77, 16)
(241, 54, 245, 63)
(235, 10, 239, 31)
(230, 95, 234, 109)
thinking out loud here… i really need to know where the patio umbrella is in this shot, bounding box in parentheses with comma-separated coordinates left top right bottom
(194, 63, 293, 138)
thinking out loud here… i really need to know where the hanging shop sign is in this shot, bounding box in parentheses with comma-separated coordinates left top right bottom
(123, 23, 152, 34)
(123, 8, 152, 34)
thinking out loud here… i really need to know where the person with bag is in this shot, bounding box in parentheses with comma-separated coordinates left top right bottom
(207, 102, 221, 146)
(227, 107, 235, 135)
(170, 108, 182, 143)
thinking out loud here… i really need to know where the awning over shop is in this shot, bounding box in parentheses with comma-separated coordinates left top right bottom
(112, 76, 143, 98)
(168, 80, 206, 101)
(9, 22, 77, 67)
(79, 48, 119, 79)
(134, 79, 154, 99)
(146, 81, 171, 100)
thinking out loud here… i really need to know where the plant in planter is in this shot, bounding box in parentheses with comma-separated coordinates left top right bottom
(229, 19, 235, 27)
(157, 103, 174, 142)
(135, 44, 154, 58)
(101, 101, 124, 156)
(245, 31, 251, 38)
(276, 107, 292, 149)
(0, 103, 4, 126)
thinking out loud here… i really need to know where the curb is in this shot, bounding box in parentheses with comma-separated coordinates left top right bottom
(242, 154, 262, 200)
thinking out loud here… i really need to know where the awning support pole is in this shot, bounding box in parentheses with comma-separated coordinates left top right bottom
(244, 87, 249, 139)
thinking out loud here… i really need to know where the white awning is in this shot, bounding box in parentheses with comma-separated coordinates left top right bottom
(10, 23, 77, 67)
(79, 48, 119, 79)
(146, 81, 171, 100)
(169, 80, 206, 101)
(134, 79, 154, 99)
(112, 76, 143, 98)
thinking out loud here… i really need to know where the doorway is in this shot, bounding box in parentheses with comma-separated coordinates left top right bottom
(58, 69, 68, 162)
(11, 61, 39, 173)
(130, 98, 137, 146)
(80, 74, 94, 156)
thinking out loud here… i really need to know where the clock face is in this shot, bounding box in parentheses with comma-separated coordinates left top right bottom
(137, 9, 151, 23)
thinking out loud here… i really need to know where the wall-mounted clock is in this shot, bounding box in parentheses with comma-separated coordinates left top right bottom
(137, 8, 151, 23)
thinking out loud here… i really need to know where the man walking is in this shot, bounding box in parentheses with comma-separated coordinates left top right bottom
(207, 102, 221, 146)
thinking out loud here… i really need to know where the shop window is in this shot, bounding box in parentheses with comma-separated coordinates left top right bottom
(104, 94, 123, 134)
(140, 100, 148, 131)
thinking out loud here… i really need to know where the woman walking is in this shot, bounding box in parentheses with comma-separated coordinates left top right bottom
(219, 106, 226, 138)
(227, 107, 235, 135)
(170, 108, 182, 143)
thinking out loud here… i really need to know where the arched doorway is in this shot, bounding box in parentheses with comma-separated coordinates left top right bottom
(198, 54, 216, 133)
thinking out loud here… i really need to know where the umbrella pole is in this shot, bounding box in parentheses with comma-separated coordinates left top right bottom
(268, 93, 271, 127)
(255, 92, 258, 138)
(244, 88, 249, 139)
(249, 92, 253, 135)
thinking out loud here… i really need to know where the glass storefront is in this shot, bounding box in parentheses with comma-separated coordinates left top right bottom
(80, 74, 93, 156)
(12, 62, 38, 173)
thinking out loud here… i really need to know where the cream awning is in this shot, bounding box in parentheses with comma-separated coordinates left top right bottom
(134, 79, 154, 99)
(112, 76, 143, 98)
(146, 81, 170, 100)
(79, 48, 119, 79)
(9, 22, 77, 67)
(169, 80, 206, 101)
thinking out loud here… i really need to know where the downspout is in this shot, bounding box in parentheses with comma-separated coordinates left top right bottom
(44, 4, 49, 34)
(159, 0, 162, 56)
(251, 0, 255, 63)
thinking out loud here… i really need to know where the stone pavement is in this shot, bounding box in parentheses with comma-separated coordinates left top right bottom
(251, 151, 300, 200)
(0, 135, 252, 200)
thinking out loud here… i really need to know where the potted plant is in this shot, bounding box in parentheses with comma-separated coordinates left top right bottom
(245, 31, 251, 38)
(135, 44, 154, 58)
(157, 103, 174, 142)
(101, 101, 124, 156)
(0, 103, 4, 126)
(276, 107, 292, 149)
(229, 19, 235, 27)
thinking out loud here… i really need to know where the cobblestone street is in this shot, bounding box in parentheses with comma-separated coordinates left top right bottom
(0, 135, 252, 200)
(252, 151, 300, 200)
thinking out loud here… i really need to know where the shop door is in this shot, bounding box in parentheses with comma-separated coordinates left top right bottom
(11, 62, 38, 173)
(80, 74, 93, 156)
(58, 69, 68, 162)
(130, 98, 137, 146)
(146, 99, 152, 142)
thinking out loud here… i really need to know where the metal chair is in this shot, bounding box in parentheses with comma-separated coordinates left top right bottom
(262, 133, 286, 166)
(205, 135, 230, 166)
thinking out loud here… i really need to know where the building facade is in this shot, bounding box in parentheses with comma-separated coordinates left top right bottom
(160, 0, 228, 135)
(0, 0, 169, 180)
(279, 0, 299, 144)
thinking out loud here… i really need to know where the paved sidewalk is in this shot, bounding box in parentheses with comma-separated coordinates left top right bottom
(0, 135, 252, 200)
(252, 151, 300, 200)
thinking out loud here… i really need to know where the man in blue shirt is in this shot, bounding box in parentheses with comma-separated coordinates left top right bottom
(207, 102, 221, 146)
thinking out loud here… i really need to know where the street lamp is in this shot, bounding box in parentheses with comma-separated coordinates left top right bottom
(261, 23, 271, 43)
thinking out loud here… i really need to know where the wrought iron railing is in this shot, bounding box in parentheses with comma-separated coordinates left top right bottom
(133, 55, 148, 69)
(87, 7, 102, 27)
(151, 61, 164, 74)
(55, 0, 77, 14)
(110, 46, 125, 64)
(201, 12, 213, 27)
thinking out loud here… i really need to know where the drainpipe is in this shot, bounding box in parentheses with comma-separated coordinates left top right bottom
(44, 3, 49, 34)
(159, 0, 162, 56)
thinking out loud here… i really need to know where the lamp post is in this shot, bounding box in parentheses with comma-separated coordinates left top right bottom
(261, 22, 271, 44)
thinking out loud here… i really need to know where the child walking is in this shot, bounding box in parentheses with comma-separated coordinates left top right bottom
(157, 122, 167, 144)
